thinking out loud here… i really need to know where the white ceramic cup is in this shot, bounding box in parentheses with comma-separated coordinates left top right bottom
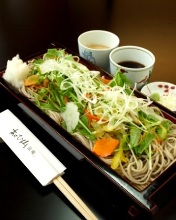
(109, 46, 155, 89)
(78, 30, 120, 71)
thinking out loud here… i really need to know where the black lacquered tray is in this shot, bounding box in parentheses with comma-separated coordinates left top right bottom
(0, 42, 176, 216)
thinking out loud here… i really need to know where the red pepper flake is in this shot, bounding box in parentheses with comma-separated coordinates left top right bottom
(164, 85, 169, 88)
(171, 86, 175, 90)
(158, 84, 163, 88)
(164, 89, 169, 93)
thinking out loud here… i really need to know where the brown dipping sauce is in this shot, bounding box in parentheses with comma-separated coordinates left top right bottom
(118, 61, 145, 68)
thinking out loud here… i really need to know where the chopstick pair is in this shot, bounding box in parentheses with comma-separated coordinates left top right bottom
(53, 176, 97, 220)
(0, 109, 98, 220)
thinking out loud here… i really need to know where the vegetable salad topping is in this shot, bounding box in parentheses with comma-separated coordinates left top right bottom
(3, 48, 175, 190)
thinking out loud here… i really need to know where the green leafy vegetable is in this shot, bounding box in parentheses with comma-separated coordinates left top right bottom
(14, 48, 172, 172)
(137, 132, 155, 155)
(129, 126, 142, 149)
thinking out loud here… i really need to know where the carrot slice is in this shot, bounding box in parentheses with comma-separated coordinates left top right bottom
(85, 110, 101, 122)
(43, 78, 50, 87)
(64, 96, 69, 103)
(99, 77, 111, 84)
(24, 75, 39, 86)
(92, 138, 119, 157)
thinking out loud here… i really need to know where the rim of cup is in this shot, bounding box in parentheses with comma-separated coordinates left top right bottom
(78, 30, 120, 51)
(109, 45, 155, 71)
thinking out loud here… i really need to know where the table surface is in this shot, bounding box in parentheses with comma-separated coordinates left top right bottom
(0, 1, 176, 219)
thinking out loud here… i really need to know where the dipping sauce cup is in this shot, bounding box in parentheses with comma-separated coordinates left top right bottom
(78, 30, 120, 71)
(109, 46, 155, 89)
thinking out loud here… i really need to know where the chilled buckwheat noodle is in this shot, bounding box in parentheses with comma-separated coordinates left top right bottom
(3, 49, 176, 191)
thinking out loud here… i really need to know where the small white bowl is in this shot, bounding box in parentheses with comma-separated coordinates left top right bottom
(141, 81, 176, 111)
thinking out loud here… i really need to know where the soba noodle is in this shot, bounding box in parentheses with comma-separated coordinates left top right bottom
(4, 49, 176, 191)
(19, 85, 176, 191)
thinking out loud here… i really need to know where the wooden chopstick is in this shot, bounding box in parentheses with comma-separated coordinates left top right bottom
(53, 176, 98, 220)
(0, 109, 97, 219)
